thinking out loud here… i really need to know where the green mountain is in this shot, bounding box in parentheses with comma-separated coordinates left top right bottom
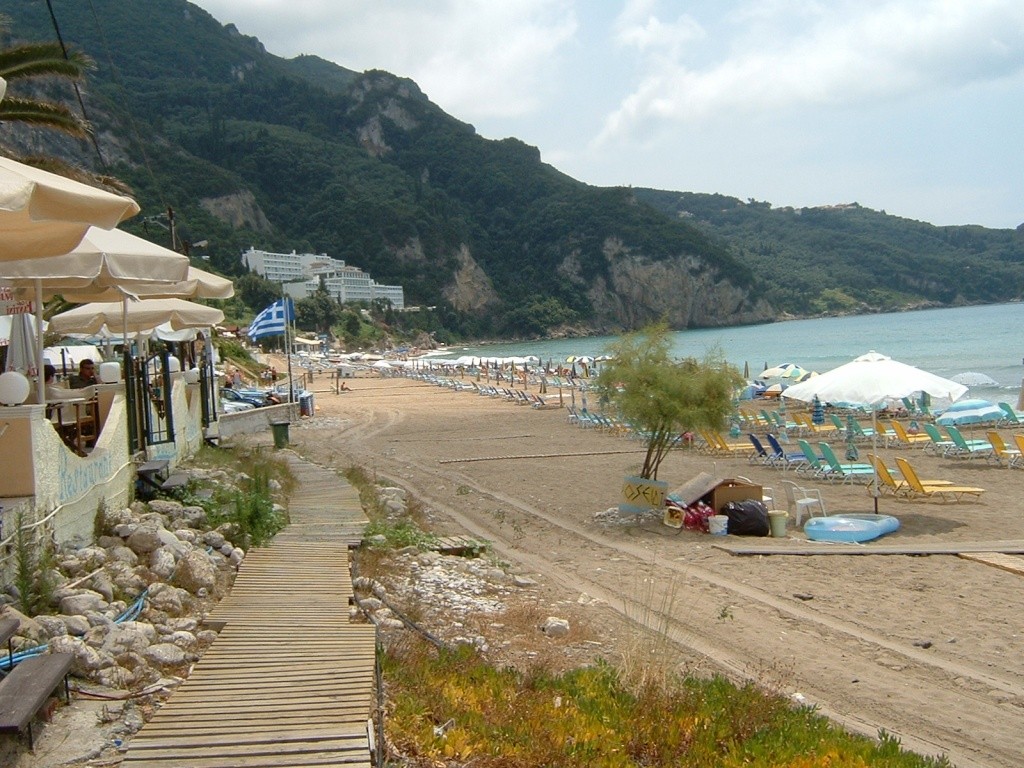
(634, 191, 1024, 316)
(3, 0, 1022, 340)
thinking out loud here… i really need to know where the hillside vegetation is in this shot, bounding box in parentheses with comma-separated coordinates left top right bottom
(3, 0, 1022, 339)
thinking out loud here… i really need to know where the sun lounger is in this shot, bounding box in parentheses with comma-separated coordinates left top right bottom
(894, 457, 985, 502)
(986, 431, 1020, 466)
(888, 420, 931, 448)
(868, 454, 953, 497)
(765, 433, 806, 471)
(943, 426, 995, 460)
(817, 442, 875, 484)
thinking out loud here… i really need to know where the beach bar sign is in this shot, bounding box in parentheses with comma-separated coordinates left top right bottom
(1, 286, 32, 316)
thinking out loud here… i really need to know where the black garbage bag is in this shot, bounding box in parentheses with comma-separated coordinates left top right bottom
(721, 500, 770, 536)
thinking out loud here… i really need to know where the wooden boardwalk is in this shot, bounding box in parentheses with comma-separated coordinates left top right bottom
(124, 453, 375, 767)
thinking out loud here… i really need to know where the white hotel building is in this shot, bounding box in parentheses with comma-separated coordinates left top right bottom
(241, 248, 405, 309)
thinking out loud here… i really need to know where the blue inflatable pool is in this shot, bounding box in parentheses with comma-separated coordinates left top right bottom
(804, 514, 900, 543)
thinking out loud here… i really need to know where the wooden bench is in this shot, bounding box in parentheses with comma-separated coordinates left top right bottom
(0, 653, 73, 750)
(0, 616, 17, 671)
(136, 459, 188, 498)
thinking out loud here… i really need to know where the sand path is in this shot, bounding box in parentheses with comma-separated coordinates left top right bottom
(291, 373, 1024, 768)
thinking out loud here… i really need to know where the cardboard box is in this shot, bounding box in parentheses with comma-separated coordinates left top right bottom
(710, 480, 762, 513)
(670, 473, 762, 514)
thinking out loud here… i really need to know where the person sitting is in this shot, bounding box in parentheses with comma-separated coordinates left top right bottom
(68, 359, 98, 389)
(44, 364, 81, 403)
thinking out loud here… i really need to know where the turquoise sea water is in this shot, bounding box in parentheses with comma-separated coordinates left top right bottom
(429, 303, 1024, 402)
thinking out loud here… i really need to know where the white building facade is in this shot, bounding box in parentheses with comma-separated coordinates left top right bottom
(242, 247, 404, 309)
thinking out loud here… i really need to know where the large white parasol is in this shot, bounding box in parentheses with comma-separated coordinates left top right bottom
(782, 351, 967, 512)
(0, 156, 140, 261)
(48, 298, 225, 336)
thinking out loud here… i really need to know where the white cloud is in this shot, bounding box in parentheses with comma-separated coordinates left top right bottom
(597, 0, 1024, 143)
(196, 0, 578, 120)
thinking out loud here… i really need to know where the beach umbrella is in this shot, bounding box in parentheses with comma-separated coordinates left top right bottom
(949, 372, 998, 387)
(935, 398, 1003, 426)
(781, 350, 967, 513)
(761, 363, 798, 378)
(2, 312, 40, 376)
(48, 298, 224, 336)
(812, 396, 825, 425)
(59, 264, 234, 303)
(0, 156, 140, 262)
(743, 361, 750, 379)
(845, 413, 859, 461)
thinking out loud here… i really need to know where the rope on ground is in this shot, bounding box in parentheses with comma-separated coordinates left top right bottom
(439, 448, 644, 464)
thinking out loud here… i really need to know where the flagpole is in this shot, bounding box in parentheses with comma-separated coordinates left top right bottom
(283, 284, 294, 404)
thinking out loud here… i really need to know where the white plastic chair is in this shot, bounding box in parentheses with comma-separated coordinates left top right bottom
(780, 480, 826, 525)
(735, 476, 775, 511)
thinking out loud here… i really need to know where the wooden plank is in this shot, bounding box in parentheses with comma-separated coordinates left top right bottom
(958, 552, 1024, 576)
(125, 457, 374, 768)
(716, 539, 1024, 556)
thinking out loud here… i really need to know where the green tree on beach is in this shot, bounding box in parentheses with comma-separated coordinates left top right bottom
(596, 323, 741, 481)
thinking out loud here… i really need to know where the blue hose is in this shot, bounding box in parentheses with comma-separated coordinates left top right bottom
(4, 588, 149, 668)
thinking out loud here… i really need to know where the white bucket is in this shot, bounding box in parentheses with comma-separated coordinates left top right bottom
(708, 515, 729, 536)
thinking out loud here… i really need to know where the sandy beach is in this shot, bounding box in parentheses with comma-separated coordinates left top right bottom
(286, 370, 1024, 768)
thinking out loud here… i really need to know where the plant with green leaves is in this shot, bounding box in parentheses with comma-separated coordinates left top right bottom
(596, 322, 742, 481)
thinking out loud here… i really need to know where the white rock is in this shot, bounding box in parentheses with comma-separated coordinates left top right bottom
(172, 551, 218, 595)
(144, 642, 187, 667)
(541, 617, 570, 638)
(60, 591, 109, 616)
(63, 615, 91, 636)
(156, 529, 189, 559)
(50, 634, 111, 673)
(147, 584, 186, 616)
(36, 616, 68, 638)
(109, 546, 139, 566)
(149, 547, 177, 580)
(148, 500, 183, 516)
(167, 630, 197, 650)
(96, 665, 135, 689)
(127, 522, 164, 555)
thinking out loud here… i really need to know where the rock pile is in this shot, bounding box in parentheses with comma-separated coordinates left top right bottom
(352, 485, 572, 654)
(1, 497, 244, 692)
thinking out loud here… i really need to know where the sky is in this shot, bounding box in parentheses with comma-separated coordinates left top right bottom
(191, 0, 1024, 229)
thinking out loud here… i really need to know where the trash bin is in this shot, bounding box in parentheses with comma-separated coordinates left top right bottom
(270, 421, 290, 449)
(768, 510, 788, 538)
(299, 392, 314, 417)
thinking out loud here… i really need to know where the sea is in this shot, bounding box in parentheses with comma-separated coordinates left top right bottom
(426, 302, 1024, 403)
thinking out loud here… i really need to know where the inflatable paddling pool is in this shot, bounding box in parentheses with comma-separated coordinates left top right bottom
(804, 514, 900, 543)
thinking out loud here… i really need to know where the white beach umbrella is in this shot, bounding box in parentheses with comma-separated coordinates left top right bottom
(48, 298, 224, 336)
(0, 157, 140, 261)
(0, 226, 189, 296)
(949, 371, 998, 387)
(2, 312, 40, 376)
(0, 159, 141, 402)
(782, 351, 967, 512)
(782, 352, 966, 406)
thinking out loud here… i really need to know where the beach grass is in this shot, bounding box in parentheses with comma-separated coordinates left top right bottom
(381, 635, 952, 767)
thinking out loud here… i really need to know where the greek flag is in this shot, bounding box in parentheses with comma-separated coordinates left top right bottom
(247, 298, 293, 340)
